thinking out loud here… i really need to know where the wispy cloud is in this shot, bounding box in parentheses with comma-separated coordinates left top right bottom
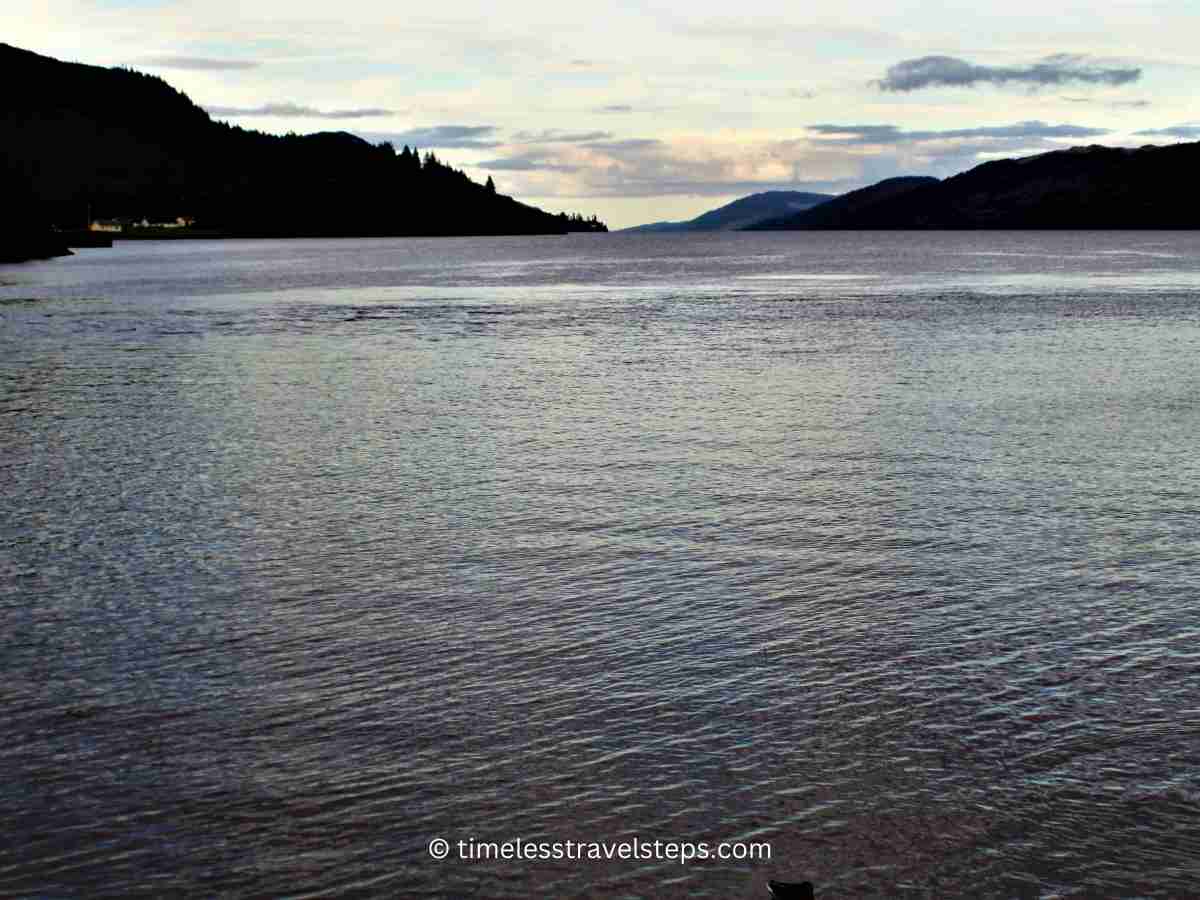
(1134, 124, 1200, 139)
(595, 104, 634, 113)
(877, 54, 1141, 92)
(136, 56, 260, 71)
(809, 121, 1110, 144)
(362, 125, 502, 149)
(206, 102, 393, 119)
(581, 138, 662, 151)
(1062, 96, 1150, 108)
(477, 154, 582, 173)
(511, 129, 614, 143)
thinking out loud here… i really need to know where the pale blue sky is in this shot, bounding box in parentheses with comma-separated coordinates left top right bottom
(7, 0, 1199, 227)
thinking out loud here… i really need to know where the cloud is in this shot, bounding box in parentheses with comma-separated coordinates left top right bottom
(477, 135, 860, 198)
(580, 138, 662, 150)
(1134, 124, 1200, 139)
(596, 104, 634, 113)
(809, 121, 1111, 144)
(511, 129, 614, 143)
(206, 102, 393, 119)
(135, 56, 260, 71)
(1062, 96, 1151, 108)
(877, 54, 1141, 92)
(477, 154, 582, 173)
(374, 125, 502, 149)
(474, 117, 1123, 202)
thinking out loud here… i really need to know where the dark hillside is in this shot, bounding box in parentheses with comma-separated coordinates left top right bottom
(623, 191, 834, 232)
(0, 42, 605, 237)
(750, 143, 1200, 230)
(750, 178, 936, 229)
(0, 158, 70, 263)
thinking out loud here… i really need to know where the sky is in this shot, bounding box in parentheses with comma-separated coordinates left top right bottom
(6, 0, 1200, 228)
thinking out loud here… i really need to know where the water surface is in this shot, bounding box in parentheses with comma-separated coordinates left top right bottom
(4, 232, 1200, 898)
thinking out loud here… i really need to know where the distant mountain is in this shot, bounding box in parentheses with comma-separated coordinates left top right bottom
(751, 178, 936, 229)
(0, 41, 605, 247)
(622, 191, 834, 233)
(749, 143, 1200, 229)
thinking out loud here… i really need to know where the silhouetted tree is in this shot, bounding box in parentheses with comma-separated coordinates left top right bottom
(398, 145, 419, 176)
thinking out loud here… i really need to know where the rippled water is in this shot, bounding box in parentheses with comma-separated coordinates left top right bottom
(4, 232, 1200, 898)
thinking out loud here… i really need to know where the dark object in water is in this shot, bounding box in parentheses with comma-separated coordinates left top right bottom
(768, 880, 815, 899)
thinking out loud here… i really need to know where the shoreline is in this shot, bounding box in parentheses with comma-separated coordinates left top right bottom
(111, 228, 593, 240)
(0, 234, 72, 264)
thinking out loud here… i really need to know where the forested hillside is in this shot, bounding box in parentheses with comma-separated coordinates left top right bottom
(0, 42, 606, 239)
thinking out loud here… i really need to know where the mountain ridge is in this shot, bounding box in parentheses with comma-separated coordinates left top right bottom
(748, 143, 1200, 230)
(622, 191, 834, 232)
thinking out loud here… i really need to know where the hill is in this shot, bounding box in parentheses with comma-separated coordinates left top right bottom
(622, 191, 834, 233)
(748, 143, 1200, 229)
(0, 161, 70, 263)
(751, 178, 936, 229)
(0, 41, 605, 251)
